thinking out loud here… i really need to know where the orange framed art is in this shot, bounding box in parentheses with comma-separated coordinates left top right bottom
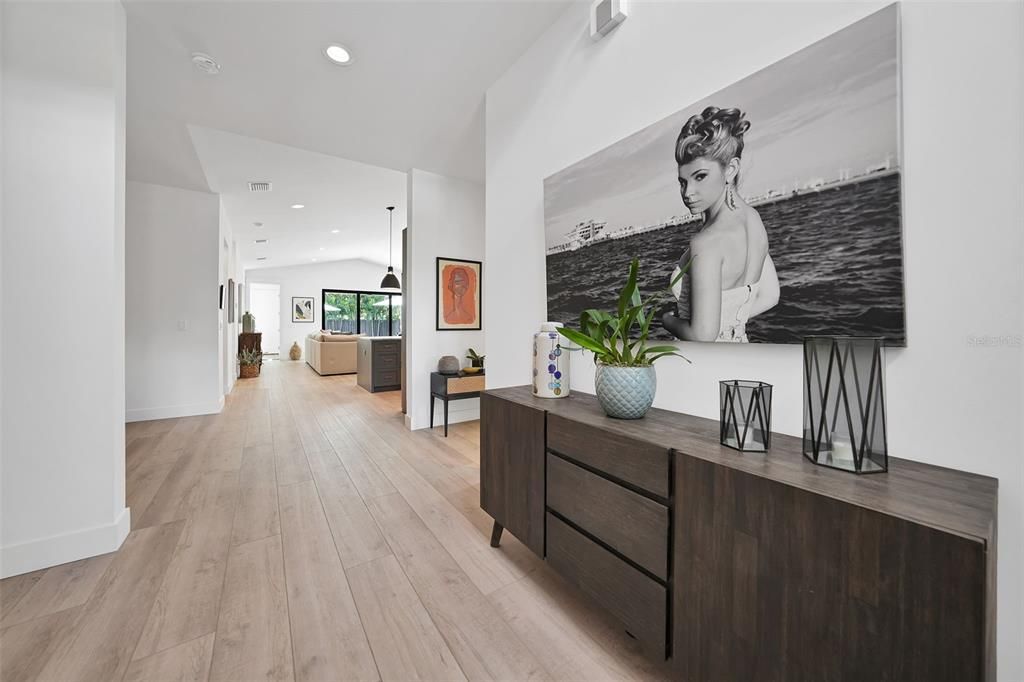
(436, 257, 481, 331)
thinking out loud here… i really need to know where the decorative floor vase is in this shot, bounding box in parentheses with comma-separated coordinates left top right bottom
(595, 364, 656, 419)
(289, 342, 301, 361)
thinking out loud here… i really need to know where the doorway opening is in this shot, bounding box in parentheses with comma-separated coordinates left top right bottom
(249, 282, 281, 355)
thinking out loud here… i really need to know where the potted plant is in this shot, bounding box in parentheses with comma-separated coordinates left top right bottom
(466, 348, 485, 368)
(557, 258, 690, 419)
(238, 347, 263, 379)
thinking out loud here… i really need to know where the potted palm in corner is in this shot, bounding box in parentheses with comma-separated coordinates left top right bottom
(557, 258, 690, 419)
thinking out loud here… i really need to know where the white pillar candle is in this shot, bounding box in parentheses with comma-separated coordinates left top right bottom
(831, 437, 855, 463)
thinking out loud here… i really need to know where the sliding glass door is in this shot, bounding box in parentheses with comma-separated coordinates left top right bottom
(322, 289, 401, 336)
(323, 291, 358, 333)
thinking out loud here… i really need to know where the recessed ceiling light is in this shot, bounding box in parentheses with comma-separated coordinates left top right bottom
(257, 257, 267, 261)
(253, 222, 264, 228)
(311, 258, 318, 262)
(324, 44, 353, 66)
(291, 204, 305, 209)
(331, 229, 340, 234)
(255, 239, 268, 244)
(191, 52, 220, 75)
(319, 247, 325, 251)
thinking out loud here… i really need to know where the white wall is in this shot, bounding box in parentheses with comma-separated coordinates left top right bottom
(218, 199, 241, 397)
(245, 258, 400, 358)
(485, 2, 1023, 678)
(1, 0, 129, 577)
(407, 169, 485, 430)
(126, 181, 223, 422)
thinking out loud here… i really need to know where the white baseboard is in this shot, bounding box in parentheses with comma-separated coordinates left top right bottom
(445, 406, 480, 425)
(0, 507, 131, 578)
(410, 401, 479, 431)
(126, 396, 225, 423)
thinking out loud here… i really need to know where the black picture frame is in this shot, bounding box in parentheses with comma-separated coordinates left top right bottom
(219, 284, 224, 310)
(436, 256, 482, 331)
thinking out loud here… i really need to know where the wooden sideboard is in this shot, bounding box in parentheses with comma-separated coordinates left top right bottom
(480, 386, 998, 681)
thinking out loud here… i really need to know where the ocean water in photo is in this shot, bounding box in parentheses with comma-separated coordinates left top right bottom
(546, 173, 905, 345)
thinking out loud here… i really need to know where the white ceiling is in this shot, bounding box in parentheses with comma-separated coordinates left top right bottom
(125, 0, 573, 193)
(190, 126, 407, 270)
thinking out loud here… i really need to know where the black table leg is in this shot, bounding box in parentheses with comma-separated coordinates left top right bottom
(490, 522, 504, 547)
(443, 399, 449, 437)
(430, 394, 435, 429)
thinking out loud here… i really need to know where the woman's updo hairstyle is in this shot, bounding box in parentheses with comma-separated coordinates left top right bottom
(675, 106, 751, 184)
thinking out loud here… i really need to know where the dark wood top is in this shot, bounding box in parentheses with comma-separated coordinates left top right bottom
(485, 386, 998, 545)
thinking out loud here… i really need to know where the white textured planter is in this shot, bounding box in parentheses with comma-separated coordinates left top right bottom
(595, 364, 656, 419)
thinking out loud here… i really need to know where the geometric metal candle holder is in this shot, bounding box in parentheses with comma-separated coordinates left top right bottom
(802, 336, 888, 474)
(720, 380, 772, 453)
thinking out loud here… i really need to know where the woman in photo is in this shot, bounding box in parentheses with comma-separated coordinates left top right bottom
(662, 106, 780, 342)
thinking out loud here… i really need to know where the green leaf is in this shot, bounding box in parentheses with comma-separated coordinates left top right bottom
(581, 309, 615, 345)
(616, 258, 640, 317)
(669, 257, 693, 288)
(558, 327, 612, 359)
(639, 307, 656, 341)
(647, 351, 692, 364)
(639, 344, 682, 355)
(658, 257, 695, 300)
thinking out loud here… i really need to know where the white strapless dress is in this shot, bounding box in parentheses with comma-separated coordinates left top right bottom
(717, 282, 759, 343)
(670, 260, 762, 343)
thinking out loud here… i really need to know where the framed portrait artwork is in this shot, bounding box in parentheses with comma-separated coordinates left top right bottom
(292, 296, 315, 323)
(436, 257, 482, 331)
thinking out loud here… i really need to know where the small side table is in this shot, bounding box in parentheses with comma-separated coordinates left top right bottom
(430, 371, 485, 437)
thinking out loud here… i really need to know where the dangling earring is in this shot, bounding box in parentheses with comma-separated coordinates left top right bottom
(726, 182, 737, 211)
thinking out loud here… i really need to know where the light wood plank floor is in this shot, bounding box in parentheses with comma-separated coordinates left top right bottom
(0, 360, 673, 682)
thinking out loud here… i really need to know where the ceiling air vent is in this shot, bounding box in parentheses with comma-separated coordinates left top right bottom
(248, 181, 272, 192)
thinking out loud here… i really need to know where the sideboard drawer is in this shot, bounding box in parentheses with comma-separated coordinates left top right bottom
(448, 375, 485, 394)
(547, 453, 668, 579)
(546, 513, 666, 661)
(375, 369, 400, 386)
(375, 340, 400, 355)
(375, 352, 399, 370)
(547, 413, 669, 498)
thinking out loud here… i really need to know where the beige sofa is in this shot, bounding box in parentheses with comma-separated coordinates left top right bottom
(305, 333, 362, 375)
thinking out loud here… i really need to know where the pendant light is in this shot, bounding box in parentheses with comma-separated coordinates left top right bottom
(380, 206, 401, 290)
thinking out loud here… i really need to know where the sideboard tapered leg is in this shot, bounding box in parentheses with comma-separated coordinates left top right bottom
(489, 522, 504, 548)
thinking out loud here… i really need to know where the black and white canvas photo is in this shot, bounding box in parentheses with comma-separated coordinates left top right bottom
(544, 4, 905, 345)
